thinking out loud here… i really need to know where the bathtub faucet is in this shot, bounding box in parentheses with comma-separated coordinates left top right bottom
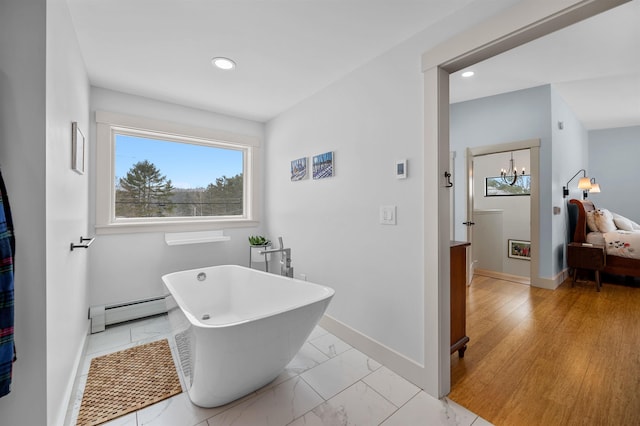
(259, 237, 294, 278)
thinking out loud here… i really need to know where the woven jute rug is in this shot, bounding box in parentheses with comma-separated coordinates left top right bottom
(76, 338, 182, 426)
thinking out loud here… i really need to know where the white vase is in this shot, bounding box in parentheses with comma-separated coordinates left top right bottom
(250, 244, 271, 263)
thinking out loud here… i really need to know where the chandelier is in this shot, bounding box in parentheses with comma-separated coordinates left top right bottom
(500, 152, 525, 186)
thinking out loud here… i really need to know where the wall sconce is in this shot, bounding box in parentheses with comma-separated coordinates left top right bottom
(563, 169, 592, 198)
(589, 177, 601, 193)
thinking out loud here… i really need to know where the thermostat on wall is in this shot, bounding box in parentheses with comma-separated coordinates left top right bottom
(396, 159, 407, 179)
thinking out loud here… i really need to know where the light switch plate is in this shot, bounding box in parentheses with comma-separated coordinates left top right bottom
(379, 205, 397, 225)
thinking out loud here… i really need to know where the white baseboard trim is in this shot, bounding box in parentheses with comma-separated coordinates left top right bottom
(531, 268, 569, 290)
(59, 320, 91, 426)
(319, 315, 427, 389)
(474, 269, 530, 285)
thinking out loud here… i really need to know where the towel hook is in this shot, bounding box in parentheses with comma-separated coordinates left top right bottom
(444, 171, 453, 188)
(70, 236, 95, 251)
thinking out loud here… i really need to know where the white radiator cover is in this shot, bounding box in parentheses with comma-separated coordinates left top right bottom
(89, 296, 167, 333)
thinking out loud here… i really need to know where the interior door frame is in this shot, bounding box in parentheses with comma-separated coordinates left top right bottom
(421, 0, 629, 399)
(466, 140, 540, 284)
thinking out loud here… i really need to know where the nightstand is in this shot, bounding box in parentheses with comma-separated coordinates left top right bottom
(567, 242, 606, 291)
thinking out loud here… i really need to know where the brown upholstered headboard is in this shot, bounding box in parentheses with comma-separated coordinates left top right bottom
(568, 199, 596, 243)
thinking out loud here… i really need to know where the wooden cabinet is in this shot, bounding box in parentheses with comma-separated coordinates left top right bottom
(450, 241, 470, 357)
(567, 242, 606, 291)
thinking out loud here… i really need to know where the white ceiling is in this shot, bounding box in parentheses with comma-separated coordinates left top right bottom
(67, 0, 640, 128)
(450, 0, 640, 130)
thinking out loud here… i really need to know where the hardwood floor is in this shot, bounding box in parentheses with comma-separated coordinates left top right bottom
(449, 274, 640, 426)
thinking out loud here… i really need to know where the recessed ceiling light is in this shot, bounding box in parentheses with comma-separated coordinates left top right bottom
(461, 71, 475, 78)
(211, 57, 236, 70)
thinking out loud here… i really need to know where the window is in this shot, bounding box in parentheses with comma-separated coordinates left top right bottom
(96, 112, 260, 234)
(485, 175, 531, 196)
(114, 132, 244, 218)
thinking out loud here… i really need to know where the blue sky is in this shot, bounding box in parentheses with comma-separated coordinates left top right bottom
(115, 134, 243, 188)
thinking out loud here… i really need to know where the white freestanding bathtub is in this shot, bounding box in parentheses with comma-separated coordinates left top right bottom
(162, 264, 334, 408)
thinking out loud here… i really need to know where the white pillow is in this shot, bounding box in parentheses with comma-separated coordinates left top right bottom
(614, 216, 634, 231)
(594, 209, 617, 233)
(612, 213, 640, 231)
(586, 210, 598, 232)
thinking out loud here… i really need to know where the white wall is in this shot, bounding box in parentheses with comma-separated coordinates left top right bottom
(265, 53, 425, 362)
(473, 150, 531, 277)
(45, 0, 92, 423)
(0, 0, 48, 424)
(88, 88, 266, 306)
(265, 0, 523, 367)
(588, 125, 640, 220)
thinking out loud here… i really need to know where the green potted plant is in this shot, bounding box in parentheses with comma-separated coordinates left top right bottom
(248, 235, 271, 265)
(248, 235, 270, 247)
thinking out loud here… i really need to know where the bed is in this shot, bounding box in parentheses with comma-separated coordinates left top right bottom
(568, 198, 640, 278)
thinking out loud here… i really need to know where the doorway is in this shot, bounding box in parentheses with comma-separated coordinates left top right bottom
(466, 146, 536, 284)
(422, 0, 628, 400)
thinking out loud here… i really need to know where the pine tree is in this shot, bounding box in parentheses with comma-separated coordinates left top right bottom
(116, 160, 175, 217)
(203, 174, 243, 215)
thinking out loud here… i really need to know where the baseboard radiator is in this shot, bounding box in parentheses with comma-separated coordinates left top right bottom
(88, 296, 167, 334)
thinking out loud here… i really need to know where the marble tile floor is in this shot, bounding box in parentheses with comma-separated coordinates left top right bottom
(64, 315, 491, 426)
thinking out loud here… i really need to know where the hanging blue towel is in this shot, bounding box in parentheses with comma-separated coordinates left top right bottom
(0, 169, 15, 398)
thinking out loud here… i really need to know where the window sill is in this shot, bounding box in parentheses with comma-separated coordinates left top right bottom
(95, 219, 259, 235)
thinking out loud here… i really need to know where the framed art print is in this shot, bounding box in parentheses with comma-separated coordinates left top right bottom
(508, 239, 531, 260)
(312, 151, 334, 180)
(72, 121, 85, 174)
(291, 157, 307, 181)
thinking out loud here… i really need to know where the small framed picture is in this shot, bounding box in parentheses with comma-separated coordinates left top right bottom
(396, 159, 407, 179)
(312, 151, 334, 180)
(291, 157, 307, 181)
(508, 239, 531, 260)
(72, 122, 85, 174)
